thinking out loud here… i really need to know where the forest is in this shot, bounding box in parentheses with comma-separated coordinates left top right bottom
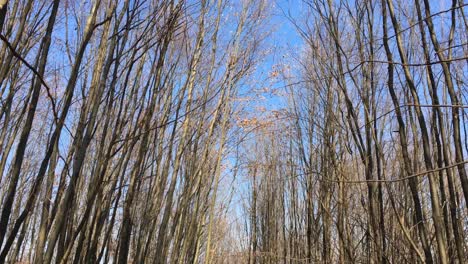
(0, 0, 467, 263)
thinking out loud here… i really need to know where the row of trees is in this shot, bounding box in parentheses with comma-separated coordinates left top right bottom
(0, 0, 268, 263)
(1, 0, 467, 263)
(241, 0, 467, 263)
